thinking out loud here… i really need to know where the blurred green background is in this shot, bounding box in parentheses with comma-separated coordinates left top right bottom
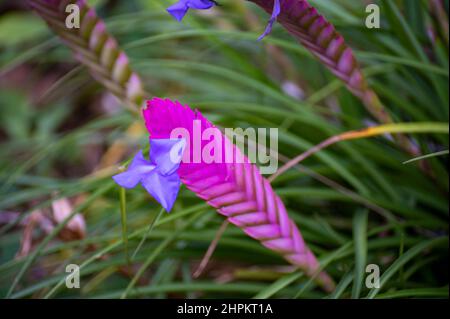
(0, 0, 448, 299)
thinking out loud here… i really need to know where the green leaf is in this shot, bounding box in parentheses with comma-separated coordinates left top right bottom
(367, 237, 448, 298)
(0, 13, 47, 46)
(352, 209, 368, 299)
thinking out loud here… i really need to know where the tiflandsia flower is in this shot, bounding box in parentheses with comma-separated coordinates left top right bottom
(167, 0, 217, 22)
(141, 97, 335, 292)
(113, 97, 334, 291)
(113, 139, 186, 212)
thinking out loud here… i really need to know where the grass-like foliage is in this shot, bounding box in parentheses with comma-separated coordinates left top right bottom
(0, 0, 448, 299)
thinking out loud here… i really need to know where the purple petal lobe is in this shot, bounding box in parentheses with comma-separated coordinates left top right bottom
(186, 0, 216, 9)
(150, 138, 186, 176)
(113, 151, 156, 188)
(167, 0, 216, 22)
(141, 171, 181, 212)
(258, 0, 281, 41)
(128, 150, 152, 170)
(167, 1, 189, 22)
(112, 171, 142, 189)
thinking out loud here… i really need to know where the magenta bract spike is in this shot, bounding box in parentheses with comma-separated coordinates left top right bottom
(144, 98, 335, 292)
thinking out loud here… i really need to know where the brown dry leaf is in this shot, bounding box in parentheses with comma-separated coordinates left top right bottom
(51, 197, 86, 240)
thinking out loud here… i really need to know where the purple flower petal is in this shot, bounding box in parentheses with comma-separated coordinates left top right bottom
(167, 0, 216, 22)
(128, 150, 152, 170)
(112, 140, 185, 212)
(150, 138, 186, 176)
(141, 170, 181, 212)
(112, 151, 156, 188)
(186, 0, 216, 10)
(258, 0, 281, 41)
(167, 1, 189, 22)
(112, 171, 143, 189)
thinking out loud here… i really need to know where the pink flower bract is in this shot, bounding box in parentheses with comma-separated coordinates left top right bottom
(143, 97, 335, 292)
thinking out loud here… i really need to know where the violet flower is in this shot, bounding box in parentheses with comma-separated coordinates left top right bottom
(167, 0, 217, 21)
(113, 139, 186, 212)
